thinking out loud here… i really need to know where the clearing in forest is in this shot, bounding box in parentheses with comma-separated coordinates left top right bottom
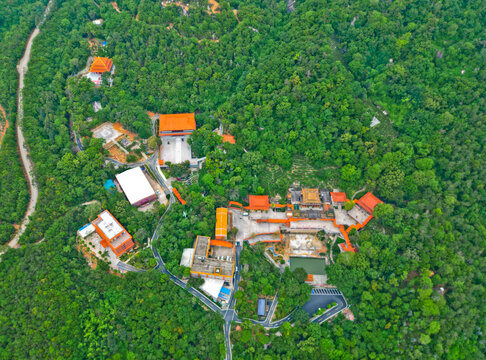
(208, 0, 220, 13)
(0, 104, 9, 149)
(111, 1, 121, 13)
(233, 9, 240, 23)
(91, 122, 143, 163)
(161, 1, 189, 15)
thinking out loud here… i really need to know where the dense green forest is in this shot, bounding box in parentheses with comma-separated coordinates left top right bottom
(0, 0, 48, 243)
(0, 0, 484, 358)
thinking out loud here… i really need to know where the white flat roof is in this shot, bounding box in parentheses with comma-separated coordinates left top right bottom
(115, 167, 155, 205)
(200, 278, 225, 300)
(180, 248, 195, 267)
(78, 223, 95, 238)
(97, 210, 123, 240)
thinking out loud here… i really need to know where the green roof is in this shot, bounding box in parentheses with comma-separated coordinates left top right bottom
(290, 257, 326, 275)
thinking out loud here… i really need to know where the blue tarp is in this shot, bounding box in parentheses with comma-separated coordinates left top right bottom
(104, 179, 115, 191)
(218, 287, 230, 300)
(258, 298, 266, 316)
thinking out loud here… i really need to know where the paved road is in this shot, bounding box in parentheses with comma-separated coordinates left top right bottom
(117, 261, 145, 273)
(9, 0, 55, 248)
(104, 155, 154, 169)
(302, 288, 348, 324)
(222, 242, 242, 359)
(312, 295, 347, 324)
(264, 293, 279, 324)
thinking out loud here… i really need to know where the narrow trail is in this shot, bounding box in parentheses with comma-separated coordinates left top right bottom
(9, 0, 55, 248)
(351, 185, 366, 200)
(0, 104, 8, 149)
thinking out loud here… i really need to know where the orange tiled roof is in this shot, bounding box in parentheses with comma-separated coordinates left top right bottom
(215, 207, 228, 239)
(112, 238, 135, 256)
(172, 188, 186, 205)
(89, 57, 113, 73)
(248, 195, 270, 210)
(159, 113, 196, 133)
(210, 239, 233, 248)
(222, 134, 235, 144)
(331, 192, 347, 203)
(356, 192, 383, 214)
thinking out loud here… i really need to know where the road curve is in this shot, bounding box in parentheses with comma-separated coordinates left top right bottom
(8, 2, 54, 248)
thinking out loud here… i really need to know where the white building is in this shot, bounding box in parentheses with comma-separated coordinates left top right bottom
(115, 167, 157, 206)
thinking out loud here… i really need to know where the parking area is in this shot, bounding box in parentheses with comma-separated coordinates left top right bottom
(144, 169, 169, 205)
(311, 288, 342, 295)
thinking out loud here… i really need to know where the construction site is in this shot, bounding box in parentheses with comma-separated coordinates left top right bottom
(91, 122, 148, 163)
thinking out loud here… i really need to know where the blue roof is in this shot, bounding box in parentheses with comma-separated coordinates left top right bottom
(258, 298, 266, 316)
(104, 179, 115, 190)
(220, 287, 231, 295)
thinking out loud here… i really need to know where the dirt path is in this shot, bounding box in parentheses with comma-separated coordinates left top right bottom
(0, 104, 8, 149)
(9, 0, 54, 248)
(351, 185, 366, 200)
(233, 9, 240, 23)
(111, 2, 121, 13)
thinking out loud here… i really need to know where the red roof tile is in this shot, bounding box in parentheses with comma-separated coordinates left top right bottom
(159, 113, 196, 133)
(222, 134, 235, 144)
(357, 192, 383, 214)
(331, 192, 347, 203)
(89, 57, 113, 73)
(248, 195, 270, 210)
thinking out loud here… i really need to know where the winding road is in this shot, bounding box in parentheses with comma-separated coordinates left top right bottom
(9, 0, 55, 248)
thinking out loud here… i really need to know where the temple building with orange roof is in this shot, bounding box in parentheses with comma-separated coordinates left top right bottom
(215, 207, 228, 240)
(347, 192, 383, 224)
(356, 192, 383, 215)
(85, 57, 115, 86)
(247, 195, 270, 211)
(158, 113, 205, 167)
(221, 134, 235, 144)
(159, 113, 196, 137)
(331, 192, 348, 209)
(89, 57, 113, 73)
